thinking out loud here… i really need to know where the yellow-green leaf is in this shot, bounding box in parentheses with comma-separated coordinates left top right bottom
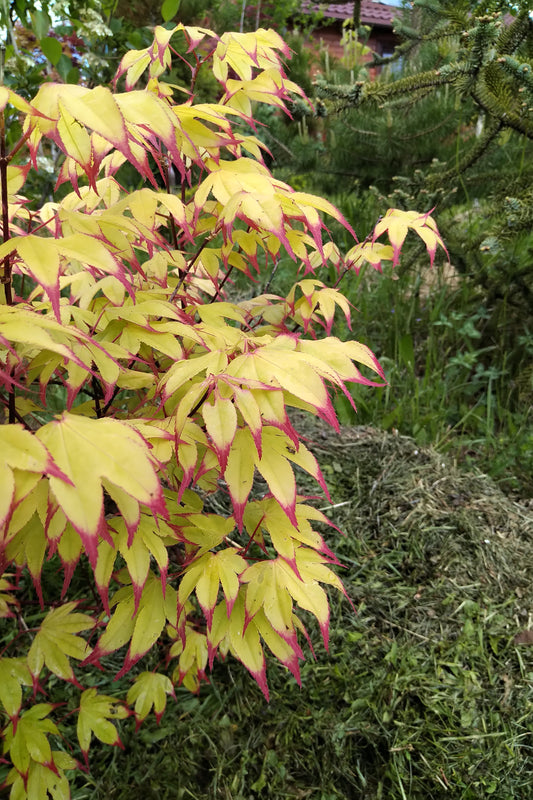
(4, 704, 58, 774)
(202, 394, 237, 470)
(36, 414, 165, 564)
(27, 602, 94, 683)
(0, 425, 57, 529)
(126, 671, 174, 725)
(77, 688, 128, 756)
(224, 428, 257, 529)
(0, 658, 32, 719)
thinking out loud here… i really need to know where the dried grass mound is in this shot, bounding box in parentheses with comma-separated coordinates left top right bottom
(303, 422, 533, 800)
(310, 422, 533, 609)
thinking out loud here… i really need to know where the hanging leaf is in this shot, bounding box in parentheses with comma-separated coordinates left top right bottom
(41, 37, 62, 66)
(161, 0, 181, 22)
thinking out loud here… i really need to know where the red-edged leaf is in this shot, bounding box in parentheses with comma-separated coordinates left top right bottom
(126, 671, 175, 729)
(36, 414, 165, 566)
(202, 394, 237, 472)
(77, 689, 128, 761)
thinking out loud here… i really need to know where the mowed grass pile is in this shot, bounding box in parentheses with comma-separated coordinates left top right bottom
(74, 423, 533, 800)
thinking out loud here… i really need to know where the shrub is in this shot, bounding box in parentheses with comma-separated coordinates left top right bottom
(0, 24, 444, 797)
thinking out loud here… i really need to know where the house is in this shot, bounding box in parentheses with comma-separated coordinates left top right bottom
(301, 1, 401, 75)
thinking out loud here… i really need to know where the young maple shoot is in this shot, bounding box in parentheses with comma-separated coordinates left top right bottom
(0, 24, 446, 797)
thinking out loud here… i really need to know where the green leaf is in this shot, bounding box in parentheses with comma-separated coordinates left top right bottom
(0, 424, 62, 530)
(161, 0, 180, 22)
(6, 755, 75, 800)
(66, 67, 80, 85)
(31, 10, 51, 40)
(40, 37, 62, 66)
(56, 54, 74, 83)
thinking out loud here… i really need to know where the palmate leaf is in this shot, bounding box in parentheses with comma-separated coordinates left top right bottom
(223, 424, 329, 529)
(202, 540, 346, 697)
(107, 515, 171, 612)
(213, 28, 292, 85)
(126, 672, 175, 728)
(27, 602, 94, 685)
(36, 414, 166, 565)
(114, 24, 214, 91)
(240, 546, 343, 650)
(3, 703, 58, 775)
(76, 689, 128, 760)
(169, 624, 209, 694)
(5, 751, 76, 800)
(177, 548, 247, 627)
(207, 594, 269, 698)
(243, 498, 338, 567)
(287, 279, 353, 334)
(372, 208, 448, 267)
(86, 574, 177, 676)
(345, 240, 394, 273)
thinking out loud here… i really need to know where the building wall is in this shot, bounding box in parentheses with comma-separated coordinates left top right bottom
(307, 22, 399, 78)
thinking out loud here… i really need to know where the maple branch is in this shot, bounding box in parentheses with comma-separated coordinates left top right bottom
(92, 374, 103, 418)
(0, 390, 29, 427)
(100, 358, 138, 416)
(261, 260, 279, 294)
(0, 110, 12, 305)
(188, 389, 208, 419)
(209, 264, 234, 304)
(7, 127, 31, 162)
(0, 107, 17, 424)
(169, 234, 216, 302)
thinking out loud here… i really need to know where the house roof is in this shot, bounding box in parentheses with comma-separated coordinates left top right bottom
(302, 1, 398, 27)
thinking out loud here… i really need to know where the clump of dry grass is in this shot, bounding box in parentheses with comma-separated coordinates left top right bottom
(74, 423, 533, 800)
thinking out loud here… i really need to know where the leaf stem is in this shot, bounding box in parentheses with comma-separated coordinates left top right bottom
(169, 235, 214, 302)
(0, 110, 12, 304)
(0, 107, 17, 423)
(209, 264, 234, 304)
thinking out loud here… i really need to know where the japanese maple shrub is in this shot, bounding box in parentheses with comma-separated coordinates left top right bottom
(0, 24, 445, 798)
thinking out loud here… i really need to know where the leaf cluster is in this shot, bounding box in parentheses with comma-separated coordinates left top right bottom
(0, 21, 445, 799)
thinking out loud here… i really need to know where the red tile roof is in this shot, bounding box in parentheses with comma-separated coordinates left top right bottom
(302, 1, 398, 27)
